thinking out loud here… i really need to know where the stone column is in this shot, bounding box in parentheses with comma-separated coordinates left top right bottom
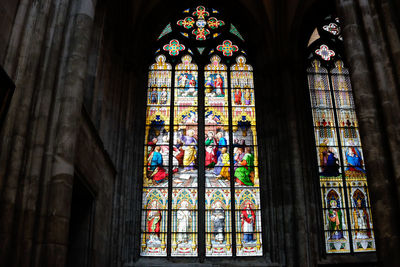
(0, 1, 54, 265)
(380, 0, 400, 86)
(357, 0, 400, 210)
(337, 0, 400, 265)
(11, 1, 73, 266)
(39, 0, 97, 266)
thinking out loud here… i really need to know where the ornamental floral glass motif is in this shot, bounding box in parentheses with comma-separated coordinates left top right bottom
(141, 5, 262, 258)
(177, 6, 225, 41)
(307, 15, 376, 254)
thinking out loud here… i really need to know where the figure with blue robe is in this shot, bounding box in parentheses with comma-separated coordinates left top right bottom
(147, 146, 167, 183)
(345, 147, 365, 173)
(216, 132, 227, 159)
(320, 147, 340, 177)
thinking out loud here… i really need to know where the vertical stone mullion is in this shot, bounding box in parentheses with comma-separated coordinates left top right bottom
(337, 0, 400, 265)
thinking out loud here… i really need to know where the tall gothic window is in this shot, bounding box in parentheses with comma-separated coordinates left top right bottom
(306, 15, 376, 254)
(140, 6, 262, 257)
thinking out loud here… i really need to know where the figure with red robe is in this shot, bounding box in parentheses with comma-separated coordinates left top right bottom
(214, 74, 224, 96)
(147, 202, 161, 242)
(241, 203, 256, 243)
(234, 89, 242, 105)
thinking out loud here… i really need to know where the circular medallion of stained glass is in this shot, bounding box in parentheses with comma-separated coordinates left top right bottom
(196, 19, 206, 28)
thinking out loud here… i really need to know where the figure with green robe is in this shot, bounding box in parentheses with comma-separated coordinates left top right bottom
(328, 199, 344, 240)
(234, 147, 255, 186)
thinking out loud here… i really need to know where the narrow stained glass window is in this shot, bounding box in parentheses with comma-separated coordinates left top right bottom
(141, 5, 263, 258)
(306, 15, 376, 254)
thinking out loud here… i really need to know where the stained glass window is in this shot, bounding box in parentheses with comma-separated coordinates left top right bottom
(307, 16, 376, 254)
(141, 5, 263, 258)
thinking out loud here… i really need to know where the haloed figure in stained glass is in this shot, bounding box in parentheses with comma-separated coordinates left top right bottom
(352, 190, 371, 239)
(327, 193, 344, 240)
(234, 89, 242, 105)
(178, 73, 197, 97)
(147, 201, 162, 244)
(205, 74, 225, 97)
(345, 140, 365, 174)
(179, 129, 197, 172)
(205, 131, 218, 168)
(177, 201, 191, 243)
(319, 139, 340, 177)
(241, 203, 256, 243)
(160, 88, 168, 104)
(234, 146, 255, 186)
(211, 202, 225, 244)
(147, 146, 168, 184)
(214, 147, 230, 180)
(244, 89, 251, 105)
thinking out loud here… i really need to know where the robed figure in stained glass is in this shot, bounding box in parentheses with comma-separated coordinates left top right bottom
(214, 147, 230, 180)
(234, 147, 255, 186)
(244, 89, 251, 105)
(241, 203, 255, 243)
(150, 88, 158, 104)
(319, 140, 340, 177)
(211, 202, 225, 244)
(352, 190, 371, 239)
(327, 194, 344, 240)
(205, 131, 218, 168)
(147, 201, 162, 243)
(177, 201, 191, 243)
(147, 146, 168, 184)
(345, 140, 365, 174)
(234, 89, 242, 105)
(160, 88, 168, 104)
(214, 74, 224, 96)
(205, 77, 214, 96)
(216, 132, 227, 159)
(179, 129, 197, 172)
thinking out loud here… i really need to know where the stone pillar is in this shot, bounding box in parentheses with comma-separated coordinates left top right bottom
(380, 0, 400, 86)
(0, 1, 54, 265)
(39, 0, 97, 266)
(357, 0, 400, 210)
(337, 0, 400, 265)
